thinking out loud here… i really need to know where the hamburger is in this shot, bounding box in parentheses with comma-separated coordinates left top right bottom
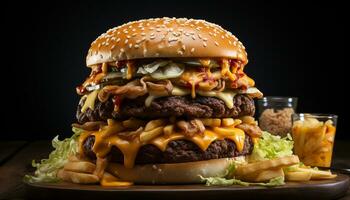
(27, 17, 266, 185)
(71, 17, 263, 184)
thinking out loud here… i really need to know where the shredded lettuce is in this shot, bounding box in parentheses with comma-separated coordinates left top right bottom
(24, 128, 83, 183)
(200, 176, 285, 187)
(250, 131, 293, 161)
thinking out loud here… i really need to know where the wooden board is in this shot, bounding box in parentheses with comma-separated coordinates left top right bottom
(25, 174, 349, 200)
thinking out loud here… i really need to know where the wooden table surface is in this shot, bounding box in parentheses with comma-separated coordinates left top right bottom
(1, 140, 349, 199)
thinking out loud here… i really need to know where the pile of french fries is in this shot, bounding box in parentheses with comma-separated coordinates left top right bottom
(117, 117, 256, 143)
(234, 155, 300, 182)
(57, 156, 133, 186)
(284, 165, 337, 181)
(292, 118, 336, 167)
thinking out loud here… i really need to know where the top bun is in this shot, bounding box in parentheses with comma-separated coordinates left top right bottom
(86, 17, 247, 67)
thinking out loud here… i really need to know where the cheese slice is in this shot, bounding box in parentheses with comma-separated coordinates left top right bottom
(81, 90, 99, 113)
(79, 123, 247, 169)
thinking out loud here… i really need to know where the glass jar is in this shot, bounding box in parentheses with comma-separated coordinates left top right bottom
(292, 113, 338, 168)
(257, 96, 298, 137)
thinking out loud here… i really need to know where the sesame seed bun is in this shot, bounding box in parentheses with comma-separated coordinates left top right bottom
(86, 17, 248, 67)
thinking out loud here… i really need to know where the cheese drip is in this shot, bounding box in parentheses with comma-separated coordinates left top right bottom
(78, 123, 246, 169)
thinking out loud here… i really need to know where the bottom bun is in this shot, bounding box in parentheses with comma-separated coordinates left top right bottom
(107, 158, 238, 184)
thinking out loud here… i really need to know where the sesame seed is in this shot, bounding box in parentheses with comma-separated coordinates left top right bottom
(209, 32, 213, 36)
(168, 37, 178, 42)
(149, 27, 155, 30)
(215, 41, 219, 46)
(184, 32, 190, 36)
(132, 33, 137, 37)
(120, 48, 125, 52)
(182, 44, 186, 50)
(150, 35, 156, 40)
(98, 43, 101, 48)
(155, 53, 160, 57)
(233, 41, 237, 46)
(111, 44, 115, 49)
(203, 42, 207, 47)
(177, 50, 184, 55)
(125, 39, 128, 44)
(129, 43, 133, 48)
(141, 33, 146, 36)
(191, 48, 195, 53)
(150, 32, 155, 36)
(198, 34, 202, 39)
(229, 41, 232, 45)
(203, 38, 208, 41)
(127, 35, 131, 39)
(141, 27, 145, 31)
(117, 31, 120, 35)
(221, 35, 225, 39)
(134, 44, 140, 49)
(156, 28, 161, 32)
(213, 33, 217, 37)
(136, 39, 142, 43)
(129, 25, 132, 29)
(123, 29, 128, 33)
(191, 35, 196, 40)
(116, 38, 120, 42)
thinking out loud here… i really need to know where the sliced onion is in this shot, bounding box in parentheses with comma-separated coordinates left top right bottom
(150, 62, 184, 80)
(137, 60, 170, 74)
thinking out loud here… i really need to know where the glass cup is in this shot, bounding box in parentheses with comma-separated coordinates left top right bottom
(292, 113, 338, 168)
(257, 97, 298, 137)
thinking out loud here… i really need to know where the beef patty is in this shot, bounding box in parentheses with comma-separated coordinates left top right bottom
(82, 135, 253, 164)
(76, 94, 255, 124)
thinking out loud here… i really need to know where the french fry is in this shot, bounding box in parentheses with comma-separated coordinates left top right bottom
(64, 161, 96, 174)
(144, 119, 166, 131)
(213, 126, 244, 137)
(140, 126, 164, 142)
(199, 118, 221, 127)
(100, 172, 133, 187)
(163, 124, 174, 136)
(235, 155, 299, 177)
(285, 171, 312, 182)
(122, 118, 146, 129)
(57, 169, 99, 184)
(222, 118, 234, 127)
(296, 167, 337, 180)
(240, 116, 256, 125)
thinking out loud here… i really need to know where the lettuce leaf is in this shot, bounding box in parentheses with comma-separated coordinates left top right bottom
(24, 127, 83, 183)
(200, 176, 285, 187)
(250, 131, 293, 161)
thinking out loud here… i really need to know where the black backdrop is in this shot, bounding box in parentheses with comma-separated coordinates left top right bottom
(1, 1, 348, 140)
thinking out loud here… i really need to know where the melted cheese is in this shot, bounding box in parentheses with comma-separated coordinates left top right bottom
(79, 123, 247, 169)
(81, 90, 99, 113)
(179, 69, 205, 98)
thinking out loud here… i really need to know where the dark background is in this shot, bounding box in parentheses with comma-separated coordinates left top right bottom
(1, 1, 348, 140)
